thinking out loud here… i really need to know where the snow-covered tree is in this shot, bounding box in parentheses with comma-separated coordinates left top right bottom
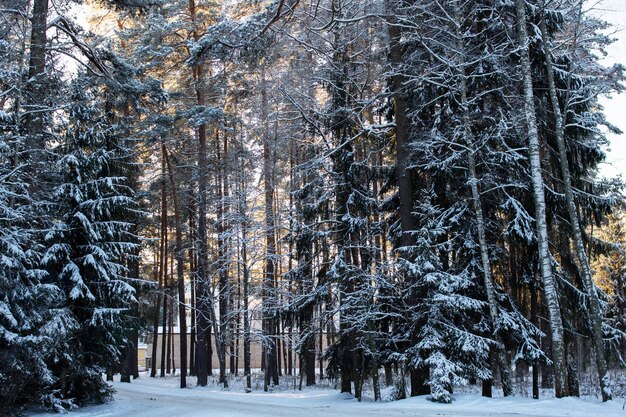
(42, 74, 139, 404)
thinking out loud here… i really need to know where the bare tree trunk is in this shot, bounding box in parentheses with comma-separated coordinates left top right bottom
(293, 143, 317, 386)
(538, 15, 610, 401)
(188, 0, 212, 387)
(189, 209, 197, 376)
(262, 74, 279, 389)
(367, 320, 381, 401)
(242, 215, 252, 391)
(319, 303, 324, 381)
(515, 0, 568, 398)
(530, 279, 540, 399)
(160, 149, 169, 378)
(163, 146, 188, 388)
(25, 0, 49, 143)
(120, 341, 134, 383)
(194, 81, 211, 385)
(131, 331, 139, 379)
(167, 289, 173, 374)
(236, 136, 252, 392)
(215, 129, 229, 386)
(151, 196, 166, 378)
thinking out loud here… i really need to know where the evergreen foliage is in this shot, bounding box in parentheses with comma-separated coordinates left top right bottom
(0, 0, 624, 412)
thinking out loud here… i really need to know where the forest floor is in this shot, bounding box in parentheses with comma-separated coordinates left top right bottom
(27, 372, 626, 417)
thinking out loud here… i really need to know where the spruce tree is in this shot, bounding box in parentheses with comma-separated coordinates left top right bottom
(42, 74, 139, 404)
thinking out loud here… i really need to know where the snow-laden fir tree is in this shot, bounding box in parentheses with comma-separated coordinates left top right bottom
(41, 73, 139, 405)
(0, 4, 80, 412)
(390, 195, 489, 403)
(0, 119, 78, 414)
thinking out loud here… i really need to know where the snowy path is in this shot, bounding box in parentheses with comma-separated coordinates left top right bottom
(29, 376, 626, 417)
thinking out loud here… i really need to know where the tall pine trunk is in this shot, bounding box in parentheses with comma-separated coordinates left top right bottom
(188, 209, 197, 375)
(234, 130, 252, 391)
(163, 146, 188, 388)
(215, 129, 229, 386)
(150, 174, 166, 378)
(261, 73, 279, 389)
(159, 148, 169, 378)
(188, 0, 212, 386)
(193, 68, 212, 386)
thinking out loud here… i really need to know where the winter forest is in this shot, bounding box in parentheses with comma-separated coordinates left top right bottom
(1, 0, 626, 415)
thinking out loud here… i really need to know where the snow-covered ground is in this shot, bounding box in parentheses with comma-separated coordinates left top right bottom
(27, 374, 626, 417)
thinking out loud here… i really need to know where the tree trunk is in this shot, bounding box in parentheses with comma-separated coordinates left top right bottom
(25, 0, 49, 143)
(515, 0, 568, 398)
(261, 72, 279, 390)
(367, 320, 381, 401)
(193, 70, 212, 386)
(236, 136, 252, 392)
(189, 0, 212, 387)
(387, 4, 428, 396)
(189, 209, 197, 376)
(163, 146, 188, 388)
(530, 279, 539, 399)
(242, 217, 252, 391)
(150, 196, 165, 378)
(159, 149, 169, 378)
(213, 129, 227, 386)
(120, 341, 133, 383)
(167, 293, 173, 374)
(539, 16, 610, 401)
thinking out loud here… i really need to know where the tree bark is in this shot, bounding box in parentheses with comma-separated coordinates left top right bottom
(215, 129, 229, 386)
(150, 192, 166, 378)
(261, 73, 279, 389)
(159, 149, 169, 378)
(515, 0, 568, 398)
(192, 71, 212, 384)
(163, 146, 188, 388)
(25, 0, 49, 142)
(189, 209, 197, 375)
(188, 0, 212, 386)
(538, 15, 610, 401)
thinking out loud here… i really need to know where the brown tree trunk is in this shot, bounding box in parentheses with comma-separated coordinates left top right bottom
(150, 194, 166, 378)
(189, 209, 197, 376)
(189, 0, 212, 387)
(163, 146, 188, 388)
(387, 5, 428, 397)
(235, 133, 252, 391)
(25, 0, 49, 143)
(215, 129, 229, 386)
(159, 149, 169, 378)
(262, 75, 279, 388)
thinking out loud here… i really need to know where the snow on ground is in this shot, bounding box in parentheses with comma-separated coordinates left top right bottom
(28, 374, 626, 417)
